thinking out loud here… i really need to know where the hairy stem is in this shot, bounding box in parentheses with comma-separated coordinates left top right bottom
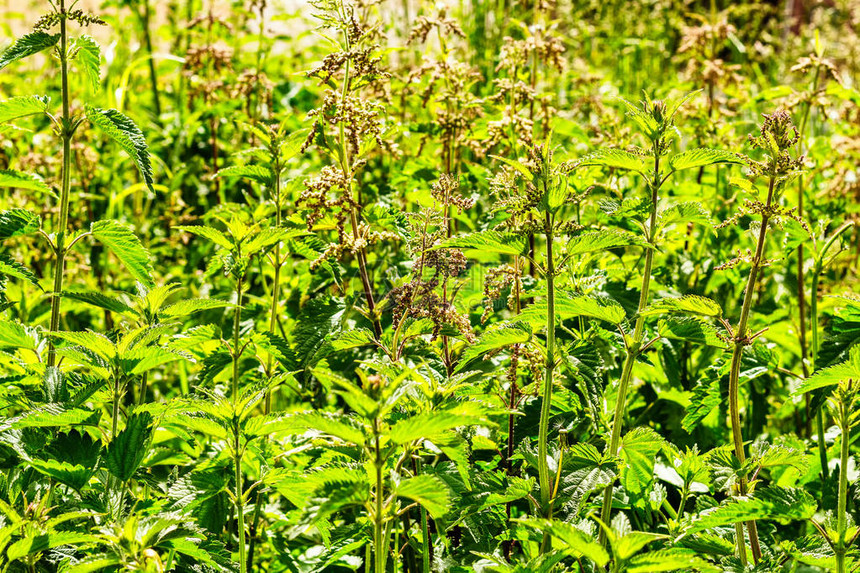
(47, 0, 73, 366)
(538, 210, 555, 553)
(139, 0, 162, 118)
(727, 175, 776, 565)
(811, 222, 855, 479)
(373, 419, 387, 573)
(599, 148, 660, 544)
(835, 397, 850, 573)
(235, 427, 247, 573)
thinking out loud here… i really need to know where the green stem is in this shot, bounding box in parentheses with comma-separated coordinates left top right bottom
(727, 174, 776, 565)
(836, 398, 850, 573)
(231, 276, 247, 573)
(47, 0, 73, 366)
(599, 148, 660, 544)
(420, 505, 430, 573)
(247, 161, 283, 572)
(811, 221, 855, 479)
(235, 427, 247, 573)
(537, 211, 555, 550)
(335, 11, 381, 339)
(139, 0, 162, 118)
(232, 278, 244, 403)
(373, 419, 387, 573)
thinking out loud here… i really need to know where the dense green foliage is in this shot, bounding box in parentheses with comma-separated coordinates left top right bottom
(0, 0, 859, 571)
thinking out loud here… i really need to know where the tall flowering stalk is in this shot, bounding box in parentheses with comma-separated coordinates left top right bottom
(721, 110, 805, 565)
(301, 0, 392, 338)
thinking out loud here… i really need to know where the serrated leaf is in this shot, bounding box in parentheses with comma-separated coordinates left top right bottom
(689, 486, 817, 532)
(658, 201, 713, 229)
(620, 427, 663, 502)
(396, 475, 450, 519)
(91, 220, 155, 287)
(0, 253, 39, 286)
(160, 298, 232, 318)
(0, 208, 40, 240)
(85, 105, 153, 192)
(658, 317, 726, 348)
(216, 164, 272, 185)
(794, 346, 860, 395)
(61, 291, 134, 315)
(437, 230, 528, 256)
(668, 148, 745, 172)
(13, 405, 97, 428)
(389, 404, 487, 444)
(456, 323, 531, 371)
(578, 149, 649, 174)
(0, 320, 39, 349)
(244, 227, 307, 254)
(105, 411, 153, 482)
(566, 229, 645, 256)
(0, 95, 49, 124)
(683, 373, 720, 433)
(490, 155, 534, 181)
(329, 328, 375, 351)
(626, 549, 719, 573)
(50, 330, 116, 361)
(281, 127, 312, 160)
(644, 295, 722, 317)
(514, 294, 626, 327)
(516, 518, 609, 566)
(175, 225, 234, 250)
(0, 32, 60, 70)
(248, 411, 365, 445)
(73, 35, 100, 93)
(7, 532, 98, 561)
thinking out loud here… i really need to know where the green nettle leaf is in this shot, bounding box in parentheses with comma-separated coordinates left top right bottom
(388, 405, 487, 444)
(0, 319, 39, 349)
(73, 35, 101, 93)
(396, 474, 450, 519)
(437, 229, 528, 256)
(7, 532, 99, 562)
(91, 220, 155, 287)
(0, 253, 40, 287)
(329, 328, 376, 351)
(160, 298, 232, 318)
(794, 347, 860, 395)
(644, 295, 722, 317)
(578, 149, 649, 174)
(658, 317, 727, 348)
(61, 291, 135, 315)
(13, 404, 98, 428)
(0, 32, 61, 70)
(0, 95, 49, 124)
(456, 322, 531, 371)
(517, 518, 609, 567)
(683, 372, 721, 433)
(668, 148, 745, 172)
(515, 294, 625, 326)
(620, 427, 663, 502)
(105, 411, 153, 482)
(626, 549, 719, 573)
(174, 225, 234, 250)
(28, 458, 95, 492)
(566, 229, 646, 256)
(689, 486, 817, 533)
(657, 201, 713, 229)
(0, 169, 51, 194)
(0, 208, 41, 240)
(85, 105, 154, 191)
(217, 164, 272, 185)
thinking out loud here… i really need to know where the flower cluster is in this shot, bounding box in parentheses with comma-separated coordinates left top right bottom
(34, 9, 106, 31)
